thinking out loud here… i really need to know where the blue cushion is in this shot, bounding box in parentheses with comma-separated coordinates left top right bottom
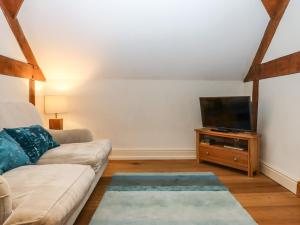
(0, 131, 31, 175)
(4, 125, 60, 163)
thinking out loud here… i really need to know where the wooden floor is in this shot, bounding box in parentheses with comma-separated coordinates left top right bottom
(75, 160, 300, 225)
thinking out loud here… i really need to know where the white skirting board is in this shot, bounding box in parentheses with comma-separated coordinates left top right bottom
(260, 161, 298, 194)
(109, 149, 298, 194)
(109, 148, 196, 160)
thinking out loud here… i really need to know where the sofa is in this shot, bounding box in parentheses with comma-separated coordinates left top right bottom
(0, 102, 112, 225)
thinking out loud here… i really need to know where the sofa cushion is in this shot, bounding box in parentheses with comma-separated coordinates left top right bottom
(0, 176, 12, 224)
(4, 125, 59, 163)
(37, 139, 112, 172)
(3, 164, 95, 225)
(0, 131, 31, 175)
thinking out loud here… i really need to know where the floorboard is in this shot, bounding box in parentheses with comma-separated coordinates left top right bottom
(75, 160, 300, 225)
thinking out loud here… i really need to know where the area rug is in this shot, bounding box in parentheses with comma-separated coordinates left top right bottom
(89, 173, 257, 225)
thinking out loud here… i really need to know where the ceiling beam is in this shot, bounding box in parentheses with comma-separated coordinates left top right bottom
(249, 51, 300, 81)
(244, 0, 290, 82)
(0, 0, 23, 18)
(0, 0, 45, 81)
(0, 55, 44, 81)
(262, 0, 280, 19)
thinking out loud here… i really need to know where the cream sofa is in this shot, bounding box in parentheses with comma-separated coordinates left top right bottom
(0, 102, 112, 225)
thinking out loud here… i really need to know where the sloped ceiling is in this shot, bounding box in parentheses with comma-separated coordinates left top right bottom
(13, 0, 269, 80)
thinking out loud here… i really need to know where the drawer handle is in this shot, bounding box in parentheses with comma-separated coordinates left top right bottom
(206, 151, 209, 155)
(233, 157, 238, 161)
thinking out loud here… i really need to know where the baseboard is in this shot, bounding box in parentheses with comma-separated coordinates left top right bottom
(261, 161, 298, 194)
(109, 148, 196, 160)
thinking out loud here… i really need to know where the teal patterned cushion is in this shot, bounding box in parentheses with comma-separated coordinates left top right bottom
(4, 125, 60, 163)
(0, 131, 31, 174)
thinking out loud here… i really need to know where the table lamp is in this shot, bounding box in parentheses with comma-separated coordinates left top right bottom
(44, 95, 68, 130)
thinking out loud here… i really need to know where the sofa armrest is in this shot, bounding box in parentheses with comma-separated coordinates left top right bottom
(0, 176, 12, 224)
(48, 129, 93, 144)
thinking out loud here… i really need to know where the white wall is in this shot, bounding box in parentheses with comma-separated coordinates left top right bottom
(0, 7, 28, 102)
(259, 74, 300, 180)
(38, 79, 250, 151)
(258, 0, 300, 184)
(0, 77, 28, 102)
(263, 0, 300, 62)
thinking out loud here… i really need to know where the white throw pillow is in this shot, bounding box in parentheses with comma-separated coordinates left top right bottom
(0, 176, 12, 224)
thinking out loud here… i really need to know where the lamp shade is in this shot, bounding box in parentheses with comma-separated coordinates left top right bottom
(44, 96, 68, 114)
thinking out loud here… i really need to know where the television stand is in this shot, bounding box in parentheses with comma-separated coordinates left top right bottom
(195, 128, 260, 176)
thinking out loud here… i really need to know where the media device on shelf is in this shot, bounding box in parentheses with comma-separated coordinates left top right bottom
(199, 96, 252, 133)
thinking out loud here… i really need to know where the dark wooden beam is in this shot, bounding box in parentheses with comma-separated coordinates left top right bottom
(0, 0, 46, 81)
(0, 55, 44, 81)
(244, 0, 290, 133)
(262, 0, 281, 19)
(0, 0, 23, 18)
(248, 51, 300, 81)
(0, 55, 33, 79)
(252, 80, 259, 132)
(29, 79, 35, 105)
(1, 0, 45, 105)
(244, 0, 290, 82)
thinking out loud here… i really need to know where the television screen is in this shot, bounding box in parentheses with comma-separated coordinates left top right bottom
(200, 96, 252, 132)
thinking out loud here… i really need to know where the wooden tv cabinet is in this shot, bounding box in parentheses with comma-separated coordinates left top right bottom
(195, 128, 260, 176)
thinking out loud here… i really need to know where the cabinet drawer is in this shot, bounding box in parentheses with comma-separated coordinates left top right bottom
(199, 146, 248, 170)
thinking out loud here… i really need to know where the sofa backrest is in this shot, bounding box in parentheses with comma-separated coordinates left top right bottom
(0, 102, 43, 130)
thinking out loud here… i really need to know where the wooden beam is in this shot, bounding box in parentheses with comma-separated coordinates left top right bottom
(0, 0, 45, 105)
(244, 0, 290, 82)
(0, 0, 45, 81)
(0, 0, 23, 18)
(0, 55, 33, 79)
(262, 0, 281, 19)
(248, 51, 300, 81)
(0, 55, 44, 81)
(244, 0, 290, 132)
(29, 79, 35, 105)
(252, 80, 259, 132)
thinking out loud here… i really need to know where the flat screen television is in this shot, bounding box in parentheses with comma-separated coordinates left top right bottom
(200, 96, 252, 132)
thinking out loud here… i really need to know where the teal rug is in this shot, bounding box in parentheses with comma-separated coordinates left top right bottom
(90, 173, 257, 225)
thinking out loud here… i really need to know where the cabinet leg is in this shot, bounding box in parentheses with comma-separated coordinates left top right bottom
(257, 163, 261, 175)
(248, 170, 253, 177)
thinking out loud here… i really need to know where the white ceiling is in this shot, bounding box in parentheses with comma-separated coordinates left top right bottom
(3, 0, 269, 80)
